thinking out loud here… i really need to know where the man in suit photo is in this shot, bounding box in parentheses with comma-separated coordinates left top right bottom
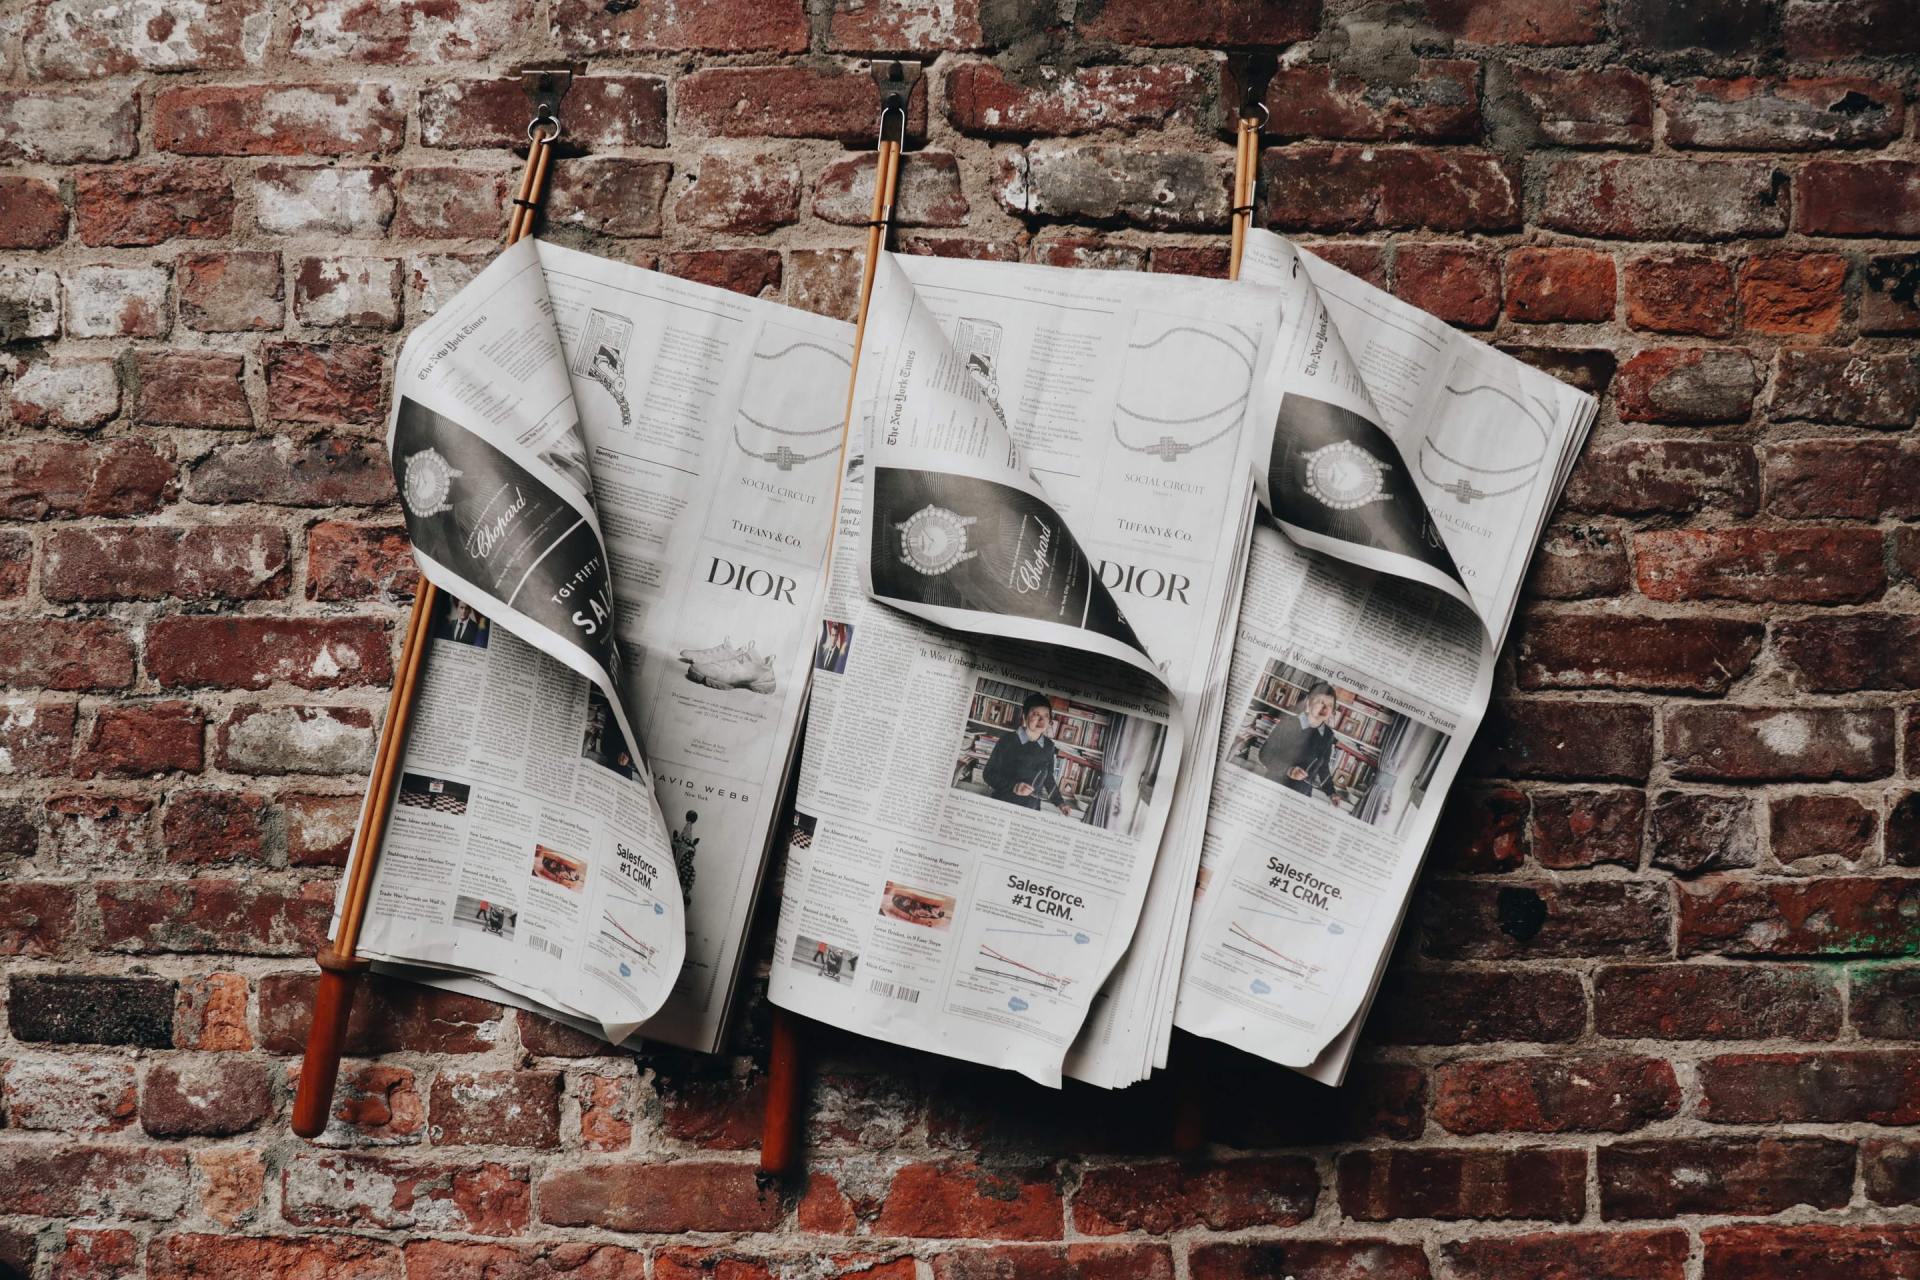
(1258, 682, 1338, 799)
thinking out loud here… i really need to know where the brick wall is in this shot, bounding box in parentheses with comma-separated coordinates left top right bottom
(2, 0, 1918, 1276)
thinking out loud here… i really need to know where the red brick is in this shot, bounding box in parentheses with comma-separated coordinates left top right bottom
(1420, 880, 1672, 960)
(1071, 1158, 1315, 1234)
(1469, 701, 1654, 782)
(283, 1152, 529, 1235)
(933, 1244, 1174, 1280)
(2, 264, 62, 340)
(1771, 793, 1876, 864)
(23, 0, 269, 79)
(1304, 242, 1389, 286)
(154, 82, 405, 156)
(0, 882, 79, 957)
(1565, 440, 1758, 516)
(1616, 0, 1775, 51)
(828, 0, 984, 50)
(1526, 523, 1629, 600)
(141, 1057, 273, 1136)
(8, 357, 121, 430)
(0, 1145, 190, 1220)
(392, 167, 509, 241)
(252, 163, 396, 237)
(1649, 790, 1760, 874)
(1635, 528, 1883, 604)
(63, 263, 171, 338)
(0, 697, 79, 776)
(215, 702, 375, 775)
(1263, 146, 1518, 232)
(1370, 969, 1586, 1045)
(73, 163, 232, 247)
(1704, 1224, 1920, 1280)
(579, 1073, 632, 1152)
(1146, 245, 1229, 278)
(819, 151, 968, 229)
(307, 521, 416, 602)
(0, 89, 138, 163)
(1735, 252, 1845, 335)
(192, 1148, 267, 1227)
(1079, 0, 1318, 44)
(1540, 157, 1788, 240)
(3, 1056, 137, 1132)
(1505, 248, 1615, 323)
(1615, 347, 1757, 423)
(263, 342, 384, 425)
(1796, 161, 1920, 236)
(1777, 614, 1920, 693)
(153, 1234, 400, 1280)
(872, 1161, 1063, 1239)
(1433, 785, 1528, 873)
(303, 1062, 425, 1144)
(45, 525, 289, 603)
(1517, 613, 1760, 693)
(1682, 876, 1920, 956)
(174, 971, 253, 1049)
(52, 1228, 139, 1280)
(545, 158, 671, 239)
(552, 0, 808, 53)
(1444, 1229, 1688, 1280)
(677, 66, 926, 143)
(538, 1160, 783, 1232)
(1030, 235, 1142, 272)
(406, 1241, 651, 1280)
(1770, 443, 1915, 523)
(662, 249, 782, 299)
(1701, 1051, 1920, 1124)
(1434, 1057, 1678, 1135)
(1865, 1137, 1920, 1205)
(281, 791, 359, 866)
(1426, 0, 1603, 43)
(421, 75, 667, 149)
(292, 255, 403, 329)
(1863, 253, 1920, 334)
(186, 437, 394, 507)
(1774, 350, 1920, 427)
(1679, 77, 1903, 152)
(0, 533, 27, 601)
(1339, 1147, 1584, 1222)
(1669, 705, 1894, 783)
(1506, 67, 1652, 148)
(948, 62, 1204, 137)
(178, 250, 283, 332)
(148, 616, 391, 691)
(162, 791, 269, 866)
(1892, 794, 1920, 868)
(1855, 965, 1920, 1039)
(259, 971, 504, 1054)
(678, 149, 801, 235)
(0, 619, 133, 691)
(429, 1070, 562, 1148)
(132, 351, 251, 428)
(1600, 1137, 1853, 1219)
(1597, 963, 1841, 1039)
(1394, 243, 1500, 327)
(285, 0, 527, 64)
(1787, 0, 1920, 56)
(1264, 61, 1479, 142)
(45, 791, 156, 867)
(98, 879, 333, 955)
(1624, 254, 1735, 335)
(1530, 788, 1645, 869)
(75, 701, 204, 779)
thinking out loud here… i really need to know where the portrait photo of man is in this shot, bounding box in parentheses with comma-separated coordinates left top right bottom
(982, 692, 1075, 817)
(1257, 681, 1338, 798)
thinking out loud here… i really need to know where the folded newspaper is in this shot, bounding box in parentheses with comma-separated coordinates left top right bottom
(339, 227, 1593, 1091)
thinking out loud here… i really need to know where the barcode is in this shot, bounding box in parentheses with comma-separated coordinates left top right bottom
(869, 980, 920, 1003)
(529, 936, 562, 960)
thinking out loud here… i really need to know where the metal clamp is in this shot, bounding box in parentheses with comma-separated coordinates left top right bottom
(871, 60, 922, 149)
(518, 61, 583, 143)
(1224, 52, 1278, 126)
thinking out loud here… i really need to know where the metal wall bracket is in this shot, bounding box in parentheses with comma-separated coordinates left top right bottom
(871, 60, 923, 147)
(518, 60, 584, 137)
(1224, 52, 1279, 125)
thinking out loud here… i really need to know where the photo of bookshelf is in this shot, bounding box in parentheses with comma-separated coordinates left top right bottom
(1228, 654, 1450, 832)
(950, 676, 1166, 834)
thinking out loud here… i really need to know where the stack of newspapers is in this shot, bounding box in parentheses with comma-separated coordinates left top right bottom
(345, 229, 1594, 1090)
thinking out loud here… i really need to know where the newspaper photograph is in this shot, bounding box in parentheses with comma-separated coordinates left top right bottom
(772, 252, 1290, 1087)
(1173, 229, 1597, 1082)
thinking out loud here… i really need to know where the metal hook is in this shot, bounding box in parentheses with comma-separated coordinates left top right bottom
(1225, 52, 1278, 126)
(870, 60, 922, 148)
(518, 61, 582, 144)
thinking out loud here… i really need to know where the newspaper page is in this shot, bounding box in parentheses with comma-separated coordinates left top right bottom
(349, 241, 853, 1051)
(347, 238, 685, 1044)
(769, 253, 1286, 1087)
(1174, 229, 1596, 1082)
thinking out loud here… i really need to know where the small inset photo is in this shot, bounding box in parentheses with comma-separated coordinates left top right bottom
(532, 844, 587, 893)
(580, 686, 639, 780)
(453, 893, 517, 939)
(879, 881, 955, 931)
(434, 597, 491, 649)
(397, 772, 470, 816)
(787, 809, 817, 851)
(790, 933, 860, 983)
(815, 620, 854, 674)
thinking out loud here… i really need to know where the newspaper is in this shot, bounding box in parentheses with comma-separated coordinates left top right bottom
(343, 239, 852, 1052)
(768, 253, 1287, 1087)
(1173, 229, 1597, 1082)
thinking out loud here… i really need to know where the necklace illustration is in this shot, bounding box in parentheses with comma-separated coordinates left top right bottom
(1418, 381, 1550, 505)
(1302, 440, 1393, 510)
(731, 423, 839, 471)
(1112, 324, 1255, 462)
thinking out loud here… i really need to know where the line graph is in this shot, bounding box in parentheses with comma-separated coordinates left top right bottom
(973, 924, 1095, 995)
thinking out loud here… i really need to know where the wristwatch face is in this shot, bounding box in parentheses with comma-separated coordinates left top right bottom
(896, 504, 978, 575)
(403, 447, 462, 518)
(1302, 440, 1391, 511)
